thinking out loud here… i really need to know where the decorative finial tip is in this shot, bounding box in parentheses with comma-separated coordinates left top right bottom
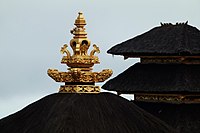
(74, 11, 86, 27)
(77, 11, 84, 19)
(78, 11, 83, 15)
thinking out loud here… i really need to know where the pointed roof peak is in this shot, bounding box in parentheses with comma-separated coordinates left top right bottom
(160, 21, 188, 27)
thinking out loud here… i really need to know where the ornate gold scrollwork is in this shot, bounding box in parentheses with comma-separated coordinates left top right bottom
(59, 85, 100, 93)
(47, 69, 112, 83)
(47, 12, 112, 93)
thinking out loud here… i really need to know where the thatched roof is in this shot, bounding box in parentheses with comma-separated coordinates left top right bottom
(102, 63, 200, 93)
(133, 101, 200, 133)
(107, 23, 200, 57)
(0, 93, 176, 133)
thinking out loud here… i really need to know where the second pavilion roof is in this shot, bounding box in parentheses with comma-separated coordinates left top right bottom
(102, 63, 200, 93)
(107, 23, 200, 57)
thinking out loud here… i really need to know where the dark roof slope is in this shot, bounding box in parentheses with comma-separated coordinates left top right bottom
(0, 93, 176, 133)
(108, 23, 200, 56)
(133, 101, 200, 133)
(102, 63, 200, 93)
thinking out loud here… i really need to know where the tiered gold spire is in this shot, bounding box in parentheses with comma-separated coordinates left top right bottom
(48, 12, 112, 93)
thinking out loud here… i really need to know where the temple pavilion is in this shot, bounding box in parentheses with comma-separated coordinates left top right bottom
(103, 22, 200, 133)
(0, 12, 176, 133)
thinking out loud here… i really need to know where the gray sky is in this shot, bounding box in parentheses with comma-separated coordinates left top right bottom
(0, 0, 200, 118)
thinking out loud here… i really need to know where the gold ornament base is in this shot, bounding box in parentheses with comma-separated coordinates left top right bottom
(59, 85, 100, 93)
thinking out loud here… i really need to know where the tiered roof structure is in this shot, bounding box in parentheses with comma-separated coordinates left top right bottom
(0, 12, 176, 133)
(103, 22, 200, 103)
(103, 63, 200, 103)
(102, 22, 200, 133)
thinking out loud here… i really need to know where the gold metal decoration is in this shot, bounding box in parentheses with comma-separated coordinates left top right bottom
(48, 12, 112, 93)
(59, 85, 100, 93)
(135, 93, 200, 103)
(141, 56, 200, 64)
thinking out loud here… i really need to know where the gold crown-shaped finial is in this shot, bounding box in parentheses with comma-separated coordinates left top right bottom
(47, 12, 112, 93)
(60, 12, 99, 69)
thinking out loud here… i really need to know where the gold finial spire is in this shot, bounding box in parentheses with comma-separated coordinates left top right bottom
(71, 12, 87, 39)
(60, 11, 98, 69)
(47, 12, 112, 93)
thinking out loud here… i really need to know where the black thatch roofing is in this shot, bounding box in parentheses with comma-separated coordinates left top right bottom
(0, 93, 176, 133)
(133, 101, 200, 133)
(107, 23, 200, 56)
(102, 63, 200, 93)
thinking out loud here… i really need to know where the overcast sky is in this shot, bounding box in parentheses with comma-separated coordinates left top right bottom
(0, 0, 200, 118)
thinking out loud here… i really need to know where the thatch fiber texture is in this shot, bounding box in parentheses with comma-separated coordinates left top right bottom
(133, 101, 200, 133)
(102, 63, 200, 93)
(108, 24, 200, 57)
(0, 93, 176, 133)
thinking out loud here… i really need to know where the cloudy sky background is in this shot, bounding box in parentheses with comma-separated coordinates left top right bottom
(0, 0, 200, 118)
